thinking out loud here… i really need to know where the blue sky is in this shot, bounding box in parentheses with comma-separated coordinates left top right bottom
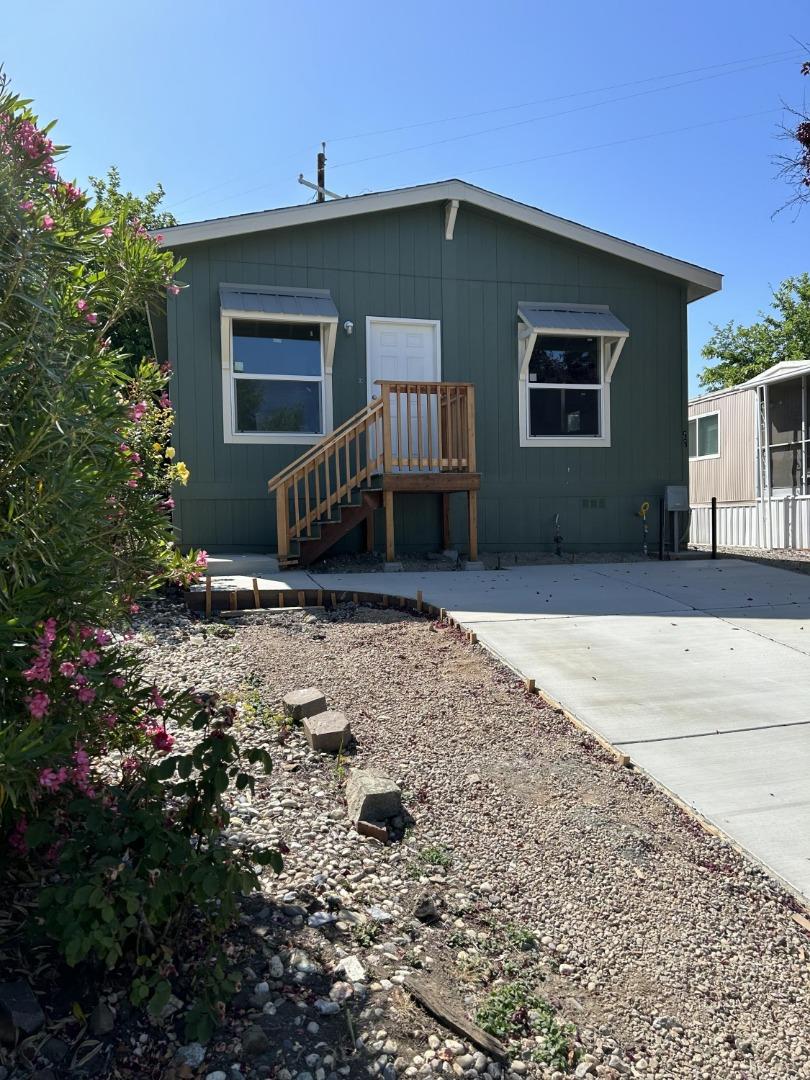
(5, 0, 808, 393)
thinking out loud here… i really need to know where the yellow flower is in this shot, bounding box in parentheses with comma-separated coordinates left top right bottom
(152, 442, 162, 453)
(174, 461, 190, 485)
(164, 445, 176, 460)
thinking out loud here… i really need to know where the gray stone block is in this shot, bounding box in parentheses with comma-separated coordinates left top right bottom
(383, 561, 403, 572)
(283, 687, 326, 720)
(346, 770, 401, 824)
(462, 560, 485, 571)
(303, 710, 351, 753)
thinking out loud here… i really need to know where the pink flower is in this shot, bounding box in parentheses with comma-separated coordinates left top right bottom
(127, 479, 138, 488)
(130, 401, 148, 422)
(101, 226, 113, 238)
(158, 392, 171, 409)
(154, 234, 164, 244)
(76, 298, 88, 312)
(101, 712, 118, 728)
(161, 497, 175, 511)
(76, 686, 96, 704)
(195, 549, 209, 568)
(18, 199, 34, 212)
(59, 661, 76, 677)
(23, 652, 52, 683)
(79, 627, 94, 640)
(39, 766, 69, 791)
(63, 181, 82, 202)
(130, 451, 140, 463)
(73, 747, 89, 768)
(121, 756, 139, 773)
(40, 619, 57, 646)
(8, 816, 28, 855)
(85, 312, 98, 325)
(111, 675, 125, 689)
(151, 728, 174, 753)
(79, 649, 100, 667)
(74, 673, 88, 686)
(26, 691, 50, 719)
(94, 629, 112, 646)
(150, 686, 166, 709)
(40, 215, 54, 231)
(129, 603, 140, 615)
(167, 283, 181, 296)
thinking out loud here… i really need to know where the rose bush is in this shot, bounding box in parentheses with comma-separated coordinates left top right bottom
(0, 76, 279, 1039)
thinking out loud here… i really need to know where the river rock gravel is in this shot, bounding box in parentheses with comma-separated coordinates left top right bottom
(129, 598, 810, 1080)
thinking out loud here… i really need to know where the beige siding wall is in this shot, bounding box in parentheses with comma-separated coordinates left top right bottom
(689, 388, 756, 505)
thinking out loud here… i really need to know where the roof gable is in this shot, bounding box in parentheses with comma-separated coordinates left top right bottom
(157, 179, 722, 302)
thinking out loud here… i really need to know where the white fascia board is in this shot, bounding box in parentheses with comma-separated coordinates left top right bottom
(157, 179, 722, 302)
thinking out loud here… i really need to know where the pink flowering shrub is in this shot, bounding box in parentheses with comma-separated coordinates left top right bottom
(0, 78, 272, 1039)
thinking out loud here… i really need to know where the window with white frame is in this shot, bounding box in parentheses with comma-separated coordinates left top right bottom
(516, 303, 628, 449)
(527, 335, 603, 438)
(231, 320, 324, 435)
(219, 284, 338, 445)
(688, 413, 719, 460)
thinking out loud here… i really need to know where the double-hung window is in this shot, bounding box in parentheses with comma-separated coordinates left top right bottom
(688, 413, 719, 460)
(528, 335, 603, 438)
(517, 302, 629, 448)
(232, 320, 324, 435)
(220, 285, 338, 445)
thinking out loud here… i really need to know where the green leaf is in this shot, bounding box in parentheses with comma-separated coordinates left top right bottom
(147, 979, 172, 1016)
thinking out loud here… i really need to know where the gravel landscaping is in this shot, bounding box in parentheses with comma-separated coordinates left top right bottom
(99, 599, 810, 1079)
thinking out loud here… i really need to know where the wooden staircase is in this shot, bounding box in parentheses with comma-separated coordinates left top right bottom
(268, 381, 479, 568)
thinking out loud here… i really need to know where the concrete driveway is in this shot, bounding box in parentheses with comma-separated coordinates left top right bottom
(306, 559, 810, 900)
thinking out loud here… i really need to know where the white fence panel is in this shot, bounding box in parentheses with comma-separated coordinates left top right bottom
(689, 497, 810, 550)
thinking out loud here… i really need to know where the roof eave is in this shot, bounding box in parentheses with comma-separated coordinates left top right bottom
(155, 179, 722, 302)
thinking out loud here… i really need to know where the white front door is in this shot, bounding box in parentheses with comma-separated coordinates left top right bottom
(366, 318, 441, 469)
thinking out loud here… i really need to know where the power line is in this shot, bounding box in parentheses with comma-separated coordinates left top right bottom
(326, 48, 799, 145)
(165, 48, 801, 216)
(330, 54, 800, 171)
(464, 106, 782, 176)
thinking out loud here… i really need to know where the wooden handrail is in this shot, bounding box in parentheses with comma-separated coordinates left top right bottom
(268, 381, 477, 561)
(267, 397, 384, 493)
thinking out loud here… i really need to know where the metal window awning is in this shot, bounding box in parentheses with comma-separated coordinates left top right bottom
(219, 283, 338, 322)
(517, 301, 629, 337)
(517, 302, 629, 382)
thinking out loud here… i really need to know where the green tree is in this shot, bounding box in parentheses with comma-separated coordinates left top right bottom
(698, 274, 810, 391)
(89, 166, 177, 362)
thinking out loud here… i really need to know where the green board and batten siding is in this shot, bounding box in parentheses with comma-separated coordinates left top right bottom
(168, 201, 687, 553)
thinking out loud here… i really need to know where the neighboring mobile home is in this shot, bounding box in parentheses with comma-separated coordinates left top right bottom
(154, 179, 721, 565)
(689, 360, 810, 550)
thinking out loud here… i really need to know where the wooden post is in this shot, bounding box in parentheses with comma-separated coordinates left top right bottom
(466, 386, 476, 472)
(381, 384, 394, 474)
(205, 574, 212, 617)
(252, 577, 261, 608)
(384, 489, 395, 562)
(524, 678, 536, 693)
(416, 589, 423, 612)
(229, 590, 237, 611)
(442, 493, 451, 551)
(467, 489, 479, 562)
(276, 485, 290, 563)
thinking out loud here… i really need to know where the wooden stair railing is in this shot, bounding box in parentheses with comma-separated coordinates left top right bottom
(268, 397, 385, 563)
(267, 381, 476, 564)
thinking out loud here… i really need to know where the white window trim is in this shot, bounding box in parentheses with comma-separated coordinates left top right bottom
(518, 328, 626, 448)
(220, 309, 337, 445)
(688, 411, 720, 461)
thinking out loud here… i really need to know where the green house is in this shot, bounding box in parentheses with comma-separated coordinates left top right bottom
(155, 180, 721, 565)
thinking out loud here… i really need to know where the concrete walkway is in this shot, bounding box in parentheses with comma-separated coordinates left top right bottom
(208, 556, 810, 900)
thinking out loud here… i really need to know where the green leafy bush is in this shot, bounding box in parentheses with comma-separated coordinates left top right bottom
(0, 76, 280, 1040)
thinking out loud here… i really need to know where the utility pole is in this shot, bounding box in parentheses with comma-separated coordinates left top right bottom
(297, 143, 346, 201)
(316, 142, 326, 203)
